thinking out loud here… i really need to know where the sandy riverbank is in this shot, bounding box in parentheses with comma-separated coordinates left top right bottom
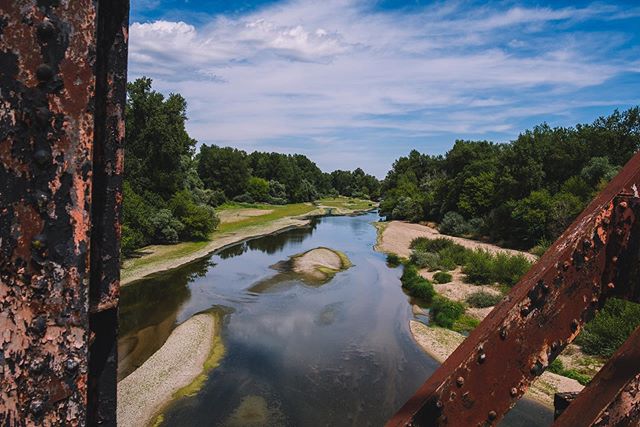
(409, 321, 583, 407)
(117, 312, 223, 427)
(375, 220, 537, 261)
(376, 221, 586, 405)
(292, 247, 352, 281)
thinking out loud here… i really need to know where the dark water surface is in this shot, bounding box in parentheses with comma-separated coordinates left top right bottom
(119, 213, 552, 426)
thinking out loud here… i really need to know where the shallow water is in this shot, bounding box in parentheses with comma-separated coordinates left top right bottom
(119, 213, 552, 426)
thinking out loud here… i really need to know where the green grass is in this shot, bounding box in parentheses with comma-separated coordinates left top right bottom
(548, 359, 591, 385)
(452, 314, 480, 334)
(122, 203, 316, 280)
(316, 196, 375, 210)
(216, 203, 315, 233)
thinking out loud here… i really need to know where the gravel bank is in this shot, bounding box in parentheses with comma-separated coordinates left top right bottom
(117, 313, 218, 427)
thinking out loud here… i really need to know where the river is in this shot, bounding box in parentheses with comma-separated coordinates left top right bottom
(119, 212, 552, 426)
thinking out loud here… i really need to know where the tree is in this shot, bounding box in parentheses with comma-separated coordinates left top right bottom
(247, 177, 270, 202)
(125, 77, 195, 199)
(197, 144, 250, 198)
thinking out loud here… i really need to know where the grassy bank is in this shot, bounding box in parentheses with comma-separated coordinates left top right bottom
(122, 198, 373, 285)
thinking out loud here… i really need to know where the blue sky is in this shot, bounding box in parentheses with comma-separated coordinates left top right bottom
(129, 0, 640, 177)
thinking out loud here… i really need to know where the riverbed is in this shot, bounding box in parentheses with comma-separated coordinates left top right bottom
(119, 212, 552, 426)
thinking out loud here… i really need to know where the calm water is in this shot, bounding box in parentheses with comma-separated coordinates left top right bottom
(119, 212, 552, 426)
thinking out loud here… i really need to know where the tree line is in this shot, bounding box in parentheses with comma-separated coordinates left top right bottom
(380, 107, 640, 249)
(122, 77, 380, 255)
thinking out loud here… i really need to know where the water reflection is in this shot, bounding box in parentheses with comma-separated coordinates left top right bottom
(119, 214, 552, 426)
(118, 258, 211, 380)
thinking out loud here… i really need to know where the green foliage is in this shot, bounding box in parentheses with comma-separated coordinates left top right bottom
(439, 212, 472, 236)
(491, 253, 532, 287)
(400, 264, 435, 302)
(149, 209, 184, 244)
(548, 359, 591, 386)
(169, 190, 219, 241)
(386, 253, 401, 267)
(410, 251, 442, 271)
(380, 107, 640, 248)
(433, 271, 453, 284)
(466, 291, 502, 308)
(577, 299, 640, 357)
(246, 177, 270, 202)
(462, 250, 495, 285)
(462, 249, 532, 286)
(530, 237, 552, 257)
(125, 78, 195, 198)
(452, 314, 480, 334)
(430, 296, 465, 328)
(392, 196, 423, 222)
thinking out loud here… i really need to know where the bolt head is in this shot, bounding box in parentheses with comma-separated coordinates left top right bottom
(65, 358, 79, 373)
(456, 376, 465, 387)
(477, 353, 486, 364)
(33, 149, 51, 166)
(30, 399, 44, 416)
(36, 64, 54, 82)
(488, 410, 497, 421)
(510, 387, 518, 397)
(37, 21, 56, 40)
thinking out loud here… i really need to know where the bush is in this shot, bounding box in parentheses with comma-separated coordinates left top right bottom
(466, 291, 502, 308)
(247, 176, 270, 202)
(401, 264, 435, 302)
(452, 314, 480, 334)
(121, 224, 145, 256)
(392, 196, 423, 222)
(577, 299, 640, 357)
(430, 296, 465, 328)
(491, 253, 532, 287)
(149, 209, 184, 244)
(410, 237, 454, 253)
(233, 193, 255, 204)
(410, 251, 441, 271)
(433, 271, 453, 284)
(170, 190, 220, 240)
(462, 249, 494, 285)
(530, 237, 551, 257)
(439, 211, 472, 236)
(386, 253, 401, 267)
(548, 359, 591, 386)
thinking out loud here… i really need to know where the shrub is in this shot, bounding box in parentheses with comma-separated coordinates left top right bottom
(392, 196, 423, 222)
(548, 359, 591, 386)
(410, 251, 441, 271)
(233, 193, 255, 204)
(530, 237, 551, 257)
(466, 291, 502, 308)
(410, 237, 454, 253)
(438, 244, 469, 267)
(462, 249, 494, 285)
(577, 298, 640, 357)
(121, 224, 145, 256)
(170, 190, 220, 241)
(386, 253, 401, 267)
(491, 253, 532, 287)
(433, 271, 453, 284)
(439, 211, 472, 236)
(430, 296, 465, 328)
(149, 209, 184, 244)
(452, 314, 480, 334)
(401, 264, 435, 302)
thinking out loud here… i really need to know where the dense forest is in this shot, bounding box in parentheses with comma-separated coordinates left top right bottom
(122, 78, 380, 255)
(380, 107, 640, 250)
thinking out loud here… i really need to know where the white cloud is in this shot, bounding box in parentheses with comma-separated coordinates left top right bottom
(128, 0, 639, 176)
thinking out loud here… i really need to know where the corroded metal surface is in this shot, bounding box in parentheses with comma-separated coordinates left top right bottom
(554, 327, 640, 427)
(387, 152, 640, 427)
(0, 1, 127, 425)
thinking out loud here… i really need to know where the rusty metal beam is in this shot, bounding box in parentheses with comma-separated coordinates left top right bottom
(387, 151, 640, 427)
(553, 326, 640, 427)
(0, 1, 128, 425)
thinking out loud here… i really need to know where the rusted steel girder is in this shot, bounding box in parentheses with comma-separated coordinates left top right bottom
(0, 1, 128, 425)
(554, 326, 640, 427)
(387, 151, 640, 427)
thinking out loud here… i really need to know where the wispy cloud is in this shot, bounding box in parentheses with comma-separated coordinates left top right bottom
(128, 0, 640, 176)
